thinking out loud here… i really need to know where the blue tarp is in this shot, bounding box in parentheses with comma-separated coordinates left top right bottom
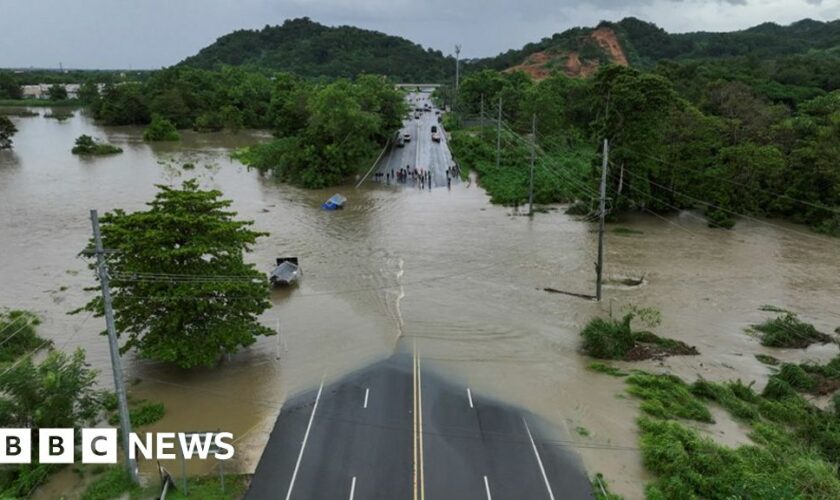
(322, 194, 347, 210)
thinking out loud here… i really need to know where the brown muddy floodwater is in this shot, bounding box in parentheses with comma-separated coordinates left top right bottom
(2, 109, 839, 499)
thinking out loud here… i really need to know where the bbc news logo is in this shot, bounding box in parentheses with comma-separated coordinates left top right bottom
(0, 429, 234, 464)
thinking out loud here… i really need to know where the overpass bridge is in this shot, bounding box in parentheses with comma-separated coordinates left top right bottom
(395, 83, 443, 92)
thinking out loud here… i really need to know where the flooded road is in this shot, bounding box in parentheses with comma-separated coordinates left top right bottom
(2, 107, 839, 498)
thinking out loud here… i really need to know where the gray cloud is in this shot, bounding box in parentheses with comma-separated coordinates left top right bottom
(0, 0, 837, 68)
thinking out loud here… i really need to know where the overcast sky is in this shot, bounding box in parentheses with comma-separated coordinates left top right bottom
(1, 0, 838, 69)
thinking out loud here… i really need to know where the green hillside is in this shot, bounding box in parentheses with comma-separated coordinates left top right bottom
(179, 17, 453, 82)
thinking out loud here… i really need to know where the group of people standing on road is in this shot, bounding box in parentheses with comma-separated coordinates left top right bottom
(373, 161, 463, 190)
(386, 166, 432, 189)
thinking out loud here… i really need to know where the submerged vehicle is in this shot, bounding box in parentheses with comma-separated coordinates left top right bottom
(270, 257, 301, 287)
(322, 193, 347, 210)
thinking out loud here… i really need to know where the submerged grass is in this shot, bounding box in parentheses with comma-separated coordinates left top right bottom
(639, 417, 840, 499)
(621, 354, 840, 498)
(592, 473, 623, 499)
(626, 373, 713, 423)
(752, 312, 833, 348)
(755, 353, 780, 365)
(587, 361, 628, 377)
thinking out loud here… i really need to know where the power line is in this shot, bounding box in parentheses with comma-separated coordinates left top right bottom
(620, 145, 840, 216)
(618, 162, 838, 245)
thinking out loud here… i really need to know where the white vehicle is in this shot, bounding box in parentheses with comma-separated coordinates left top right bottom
(403, 132, 411, 142)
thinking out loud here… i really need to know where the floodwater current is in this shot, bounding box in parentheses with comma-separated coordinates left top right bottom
(2, 109, 839, 498)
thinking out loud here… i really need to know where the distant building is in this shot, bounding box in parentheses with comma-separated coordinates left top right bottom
(19, 83, 80, 100)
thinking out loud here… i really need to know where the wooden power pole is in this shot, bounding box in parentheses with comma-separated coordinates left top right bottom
(596, 139, 609, 302)
(528, 114, 536, 216)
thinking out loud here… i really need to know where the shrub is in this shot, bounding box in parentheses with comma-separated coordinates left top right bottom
(0, 309, 45, 362)
(581, 315, 636, 359)
(71, 135, 122, 155)
(143, 115, 180, 141)
(108, 401, 165, 427)
(80, 467, 139, 500)
(776, 363, 816, 392)
(752, 313, 832, 348)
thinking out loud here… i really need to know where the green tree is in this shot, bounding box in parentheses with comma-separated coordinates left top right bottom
(71, 135, 122, 155)
(95, 83, 150, 125)
(267, 72, 311, 137)
(0, 349, 101, 429)
(80, 180, 273, 368)
(143, 115, 180, 141)
(0, 348, 103, 497)
(77, 80, 100, 104)
(48, 83, 68, 101)
(0, 72, 22, 100)
(0, 116, 17, 149)
(0, 310, 45, 362)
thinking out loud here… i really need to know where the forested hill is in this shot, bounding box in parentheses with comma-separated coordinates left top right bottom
(179, 17, 453, 82)
(472, 17, 840, 79)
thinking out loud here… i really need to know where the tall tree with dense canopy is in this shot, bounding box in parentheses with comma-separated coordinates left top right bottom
(80, 180, 273, 368)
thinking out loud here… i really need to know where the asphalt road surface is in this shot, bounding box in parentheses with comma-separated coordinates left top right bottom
(247, 351, 593, 499)
(374, 92, 460, 189)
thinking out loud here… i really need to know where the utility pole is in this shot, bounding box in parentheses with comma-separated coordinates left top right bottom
(453, 44, 461, 119)
(595, 139, 609, 302)
(528, 114, 536, 216)
(454, 45, 461, 92)
(496, 97, 502, 169)
(90, 209, 138, 484)
(479, 94, 484, 137)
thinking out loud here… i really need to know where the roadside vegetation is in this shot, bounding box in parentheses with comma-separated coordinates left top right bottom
(580, 307, 698, 361)
(587, 362, 840, 498)
(79, 467, 247, 500)
(448, 128, 594, 206)
(232, 74, 406, 187)
(71, 135, 122, 155)
(446, 61, 840, 235)
(580, 302, 840, 498)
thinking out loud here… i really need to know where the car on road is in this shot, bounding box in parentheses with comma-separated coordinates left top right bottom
(396, 136, 405, 147)
(431, 126, 440, 142)
(403, 132, 411, 142)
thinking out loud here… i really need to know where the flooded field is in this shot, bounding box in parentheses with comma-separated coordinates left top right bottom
(2, 109, 839, 498)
